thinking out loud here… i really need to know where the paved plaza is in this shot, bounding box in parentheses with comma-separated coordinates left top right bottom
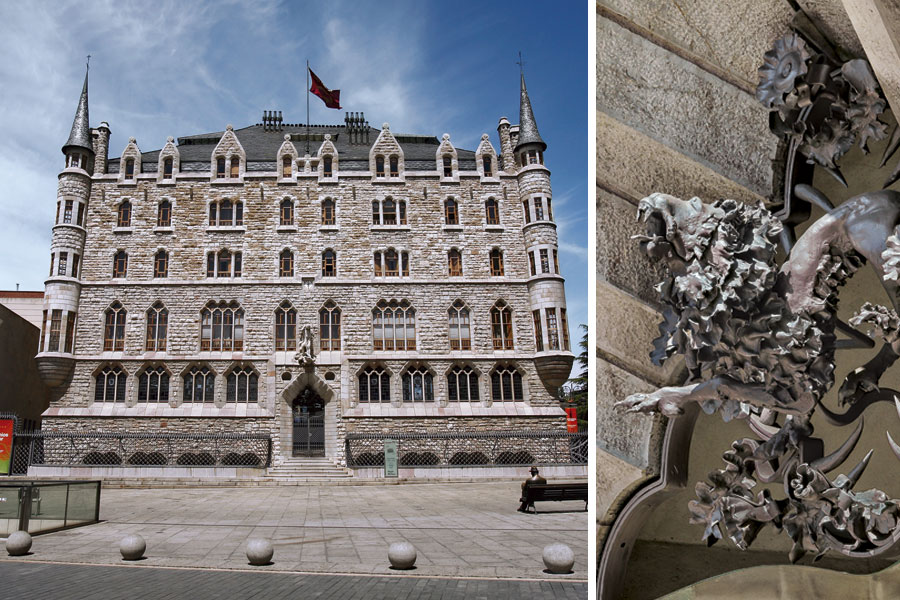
(2, 481, 587, 596)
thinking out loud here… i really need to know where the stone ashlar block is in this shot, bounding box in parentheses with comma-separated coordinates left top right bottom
(596, 357, 661, 470)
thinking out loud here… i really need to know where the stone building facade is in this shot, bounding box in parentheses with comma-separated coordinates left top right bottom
(33, 70, 573, 473)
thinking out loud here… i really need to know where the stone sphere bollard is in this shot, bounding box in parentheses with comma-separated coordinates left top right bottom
(119, 534, 146, 561)
(542, 543, 575, 574)
(246, 538, 274, 566)
(388, 541, 417, 569)
(6, 531, 32, 556)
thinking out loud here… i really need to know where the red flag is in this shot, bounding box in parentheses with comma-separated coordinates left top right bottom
(309, 68, 342, 109)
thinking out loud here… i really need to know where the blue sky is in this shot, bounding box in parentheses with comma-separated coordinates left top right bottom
(0, 0, 589, 365)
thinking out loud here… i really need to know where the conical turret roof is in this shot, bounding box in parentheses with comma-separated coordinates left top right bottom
(514, 73, 546, 152)
(63, 68, 93, 154)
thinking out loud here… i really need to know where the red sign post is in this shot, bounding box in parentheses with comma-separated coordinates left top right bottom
(565, 407, 579, 433)
(0, 419, 13, 475)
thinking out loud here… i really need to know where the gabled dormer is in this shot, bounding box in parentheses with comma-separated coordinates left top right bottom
(437, 133, 459, 183)
(475, 134, 498, 181)
(277, 134, 299, 181)
(211, 125, 246, 182)
(369, 123, 404, 182)
(157, 136, 180, 184)
(317, 134, 339, 181)
(118, 137, 142, 185)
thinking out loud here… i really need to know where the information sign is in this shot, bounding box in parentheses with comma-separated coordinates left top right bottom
(384, 439, 398, 478)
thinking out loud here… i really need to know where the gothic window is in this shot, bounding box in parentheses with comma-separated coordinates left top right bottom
(48, 309, 62, 352)
(375, 155, 385, 177)
(209, 200, 243, 226)
(489, 248, 504, 276)
(547, 198, 553, 221)
(529, 252, 537, 276)
(124, 158, 135, 180)
(373, 251, 382, 277)
(383, 197, 396, 225)
(385, 249, 399, 276)
(229, 156, 240, 178)
(117, 200, 131, 227)
(389, 155, 399, 177)
(71, 254, 80, 278)
(402, 366, 434, 403)
(163, 157, 173, 179)
(485, 197, 500, 225)
(483, 155, 493, 177)
(560, 308, 570, 351)
(216, 156, 226, 178)
(113, 251, 128, 278)
(280, 198, 293, 226)
(540, 249, 550, 274)
(319, 301, 341, 351)
(282, 155, 292, 177)
(358, 366, 390, 403)
(374, 249, 409, 277)
(373, 299, 416, 351)
(104, 301, 126, 351)
(322, 198, 335, 225)
(145, 302, 168, 351)
(443, 155, 453, 177)
(95, 366, 126, 403)
(323, 154, 333, 177)
(491, 365, 524, 402)
(372, 198, 406, 225)
(207, 250, 242, 277)
(57, 252, 68, 277)
(445, 198, 459, 225)
(275, 301, 297, 351)
(534, 197, 544, 221)
(448, 248, 462, 276)
(200, 301, 244, 351)
(322, 249, 336, 277)
(226, 366, 258, 403)
(183, 366, 215, 403)
(63, 200, 73, 224)
(447, 366, 479, 402)
(158, 200, 172, 227)
(154, 250, 168, 278)
(138, 366, 170, 403)
(523, 200, 531, 224)
(533, 310, 544, 352)
(553, 249, 560, 274)
(546, 308, 560, 351)
(491, 301, 514, 350)
(448, 300, 471, 350)
(279, 249, 294, 277)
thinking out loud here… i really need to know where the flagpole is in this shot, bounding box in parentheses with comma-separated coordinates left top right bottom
(306, 60, 310, 155)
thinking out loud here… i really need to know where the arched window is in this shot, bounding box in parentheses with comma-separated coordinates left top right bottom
(113, 251, 128, 278)
(389, 155, 399, 177)
(320, 301, 341, 351)
(491, 301, 513, 350)
(227, 366, 258, 403)
(158, 200, 172, 227)
(183, 366, 215, 403)
(383, 198, 396, 225)
(322, 249, 336, 277)
(282, 155, 292, 178)
(117, 201, 131, 227)
(373, 299, 416, 351)
(104, 302, 127, 351)
(138, 366, 170, 403)
(485, 198, 500, 225)
(371, 198, 407, 225)
(200, 302, 244, 351)
(279, 249, 294, 277)
(229, 156, 240, 178)
(207, 249, 242, 278)
(375, 155, 385, 177)
(384, 249, 399, 276)
(489, 248, 504, 276)
(95, 366, 126, 403)
(402, 366, 434, 403)
(216, 157, 226, 178)
(448, 300, 471, 350)
(323, 155, 333, 177)
(491, 365, 524, 402)
(275, 301, 296, 351)
(124, 158, 135, 180)
(209, 200, 243, 226)
(154, 250, 168, 278)
(322, 198, 335, 225)
(280, 198, 293, 226)
(447, 366, 479, 402)
(482, 155, 493, 178)
(445, 198, 459, 225)
(443, 155, 453, 177)
(358, 366, 389, 403)
(221, 199, 233, 224)
(448, 249, 462, 277)
(163, 157, 173, 179)
(145, 302, 168, 351)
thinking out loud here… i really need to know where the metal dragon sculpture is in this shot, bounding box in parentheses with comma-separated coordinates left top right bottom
(616, 33, 900, 563)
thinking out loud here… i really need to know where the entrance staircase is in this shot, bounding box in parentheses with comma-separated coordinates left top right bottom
(262, 457, 353, 482)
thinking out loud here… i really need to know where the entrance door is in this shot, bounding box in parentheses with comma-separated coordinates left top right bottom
(292, 388, 325, 457)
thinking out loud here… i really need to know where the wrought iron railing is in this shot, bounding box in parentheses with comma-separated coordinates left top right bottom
(345, 430, 587, 468)
(11, 432, 271, 473)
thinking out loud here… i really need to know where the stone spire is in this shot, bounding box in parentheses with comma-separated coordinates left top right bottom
(515, 72, 546, 152)
(63, 66, 93, 154)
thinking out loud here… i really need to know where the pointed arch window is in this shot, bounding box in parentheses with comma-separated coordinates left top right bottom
(358, 366, 390, 403)
(482, 155, 493, 177)
(124, 158, 135, 180)
(372, 198, 406, 225)
(216, 156, 226, 178)
(491, 365, 524, 402)
(389, 155, 399, 177)
(443, 155, 453, 177)
(113, 251, 128, 278)
(163, 157, 173, 179)
(117, 200, 132, 227)
(280, 198, 294, 226)
(447, 366, 479, 402)
(207, 249, 242, 278)
(323, 155, 333, 177)
(275, 301, 297, 351)
(158, 200, 172, 227)
(402, 366, 434, 403)
(448, 300, 471, 350)
(491, 301, 514, 350)
(383, 198, 396, 225)
(374, 249, 409, 277)
(321, 198, 335, 225)
(145, 302, 168, 351)
(154, 250, 169, 278)
(485, 197, 500, 225)
(373, 299, 416, 351)
(322, 249, 336, 277)
(227, 366, 258, 403)
(183, 366, 215, 403)
(489, 248, 504, 276)
(138, 366, 170, 403)
(448, 248, 462, 276)
(282, 155, 292, 178)
(200, 302, 244, 351)
(95, 366, 126, 403)
(320, 301, 341, 351)
(279, 249, 294, 277)
(229, 156, 240, 178)
(375, 155, 385, 177)
(104, 302, 127, 351)
(445, 198, 459, 225)
(209, 200, 243, 226)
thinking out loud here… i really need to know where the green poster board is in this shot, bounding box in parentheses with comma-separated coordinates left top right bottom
(0, 420, 13, 476)
(384, 440, 398, 478)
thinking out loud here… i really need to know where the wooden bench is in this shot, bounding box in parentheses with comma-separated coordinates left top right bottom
(518, 482, 588, 513)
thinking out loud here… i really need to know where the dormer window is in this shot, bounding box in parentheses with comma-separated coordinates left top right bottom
(282, 156, 292, 177)
(375, 155, 385, 178)
(216, 157, 226, 178)
(323, 155, 333, 177)
(483, 156, 493, 177)
(443, 155, 452, 177)
(163, 157, 173, 179)
(229, 156, 239, 178)
(389, 155, 399, 177)
(124, 158, 135, 180)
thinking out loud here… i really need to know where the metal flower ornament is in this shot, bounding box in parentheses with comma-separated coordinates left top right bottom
(616, 33, 900, 563)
